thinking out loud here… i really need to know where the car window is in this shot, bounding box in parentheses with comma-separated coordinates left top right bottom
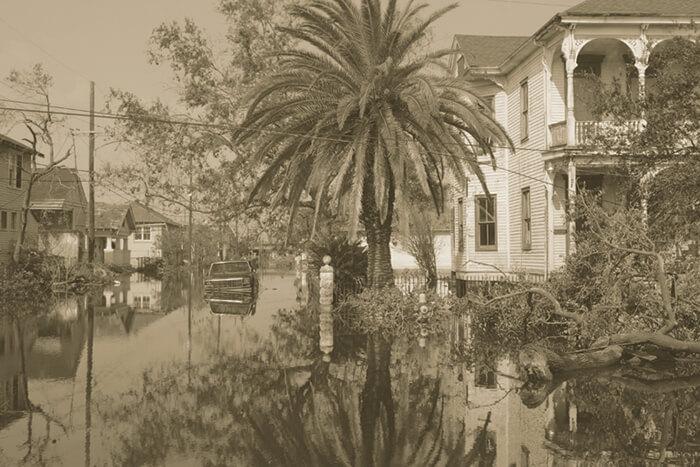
(210, 262, 250, 274)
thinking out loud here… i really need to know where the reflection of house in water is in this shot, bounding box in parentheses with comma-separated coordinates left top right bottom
(464, 358, 555, 466)
(0, 317, 37, 413)
(28, 295, 87, 380)
(129, 273, 162, 312)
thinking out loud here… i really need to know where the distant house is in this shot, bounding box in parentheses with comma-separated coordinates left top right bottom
(128, 201, 181, 267)
(0, 134, 40, 265)
(30, 167, 88, 265)
(94, 203, 135, 266)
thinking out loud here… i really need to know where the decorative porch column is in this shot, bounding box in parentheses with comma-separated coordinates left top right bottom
(567, 159, 577, 254)
(565, 58, 576, 146)
(635, 61, 648, 99)
(105, 237, 113, 251)
(563, 26, 578, 146)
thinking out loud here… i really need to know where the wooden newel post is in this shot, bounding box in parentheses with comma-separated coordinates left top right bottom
(319, 255, 334, 362)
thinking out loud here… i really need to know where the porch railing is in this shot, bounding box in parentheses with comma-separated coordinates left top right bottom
(576, 120, 644, 146)
(549, 120, 644, 148)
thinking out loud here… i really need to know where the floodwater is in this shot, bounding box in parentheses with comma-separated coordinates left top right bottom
(0, 270, 698, 466)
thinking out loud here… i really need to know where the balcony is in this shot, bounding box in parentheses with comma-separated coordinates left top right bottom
(549, 120, 643, 149)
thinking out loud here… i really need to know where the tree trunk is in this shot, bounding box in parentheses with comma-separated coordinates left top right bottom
(13, 174, 36, 264)
(360, 162, 395, 289)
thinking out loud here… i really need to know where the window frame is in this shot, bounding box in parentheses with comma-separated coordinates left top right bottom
(0, 211, 7, 230)
(134, 226, 151, 241)
(520, 79, 529, 142)
(475, 195, 497, 251)
(10, 212, 17, 231)
(521, 187, 532, 251)
(457, 197, 465, 252)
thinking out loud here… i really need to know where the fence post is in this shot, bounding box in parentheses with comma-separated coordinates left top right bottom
(300, 252, 309, 305)
(319, 255, 334, 362)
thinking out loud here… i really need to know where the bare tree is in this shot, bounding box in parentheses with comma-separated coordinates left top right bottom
(7, 65, 72, 263)
(403, 212, 438, 291)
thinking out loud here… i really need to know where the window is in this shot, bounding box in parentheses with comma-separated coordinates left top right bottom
(475, 195, 497, 250)
(457, 197, 464, 252)
(0, 211, 7, 230)
(134, 296, 151, 309)
(520, 80, 529, 141)
(8, 154, 22, 188)
(134, 226, 151, 241)
(521, 188, 531, 250)
(10, 212, 16, 230)
(475, 364, 497, 388)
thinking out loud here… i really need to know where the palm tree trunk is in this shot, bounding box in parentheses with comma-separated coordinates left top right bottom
(361, 169, 395, 289)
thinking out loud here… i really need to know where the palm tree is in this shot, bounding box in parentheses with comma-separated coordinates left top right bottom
(235, 0, 511, 288)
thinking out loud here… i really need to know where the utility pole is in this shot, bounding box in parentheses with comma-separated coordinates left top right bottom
(88, 82, 95, 263)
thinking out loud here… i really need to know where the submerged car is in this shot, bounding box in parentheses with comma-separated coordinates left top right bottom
(207, 291, 257, 316)
(204, 260, 257, 310)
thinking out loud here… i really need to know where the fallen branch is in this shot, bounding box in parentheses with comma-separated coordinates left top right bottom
(592, 331, 700, 354)
(483, 287, 585, 325)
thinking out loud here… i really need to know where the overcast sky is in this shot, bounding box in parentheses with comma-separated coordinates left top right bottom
(0, 0, 580, 202)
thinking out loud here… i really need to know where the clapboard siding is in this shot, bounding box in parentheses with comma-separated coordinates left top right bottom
(505, 52, 547, 276)
(0, 146, 37, 265)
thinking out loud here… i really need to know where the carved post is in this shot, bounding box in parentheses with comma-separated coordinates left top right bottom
(567, 159, 577, 254)
(563, 26, 578, 146)
(566, 59, 577, 146)
(319, 255, 334, 362)
(300, 251, 308, 305)
(417, 293, 430, 348)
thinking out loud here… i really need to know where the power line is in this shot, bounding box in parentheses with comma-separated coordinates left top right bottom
(487, 0, 575, 7)
(0, 16, 93, 84)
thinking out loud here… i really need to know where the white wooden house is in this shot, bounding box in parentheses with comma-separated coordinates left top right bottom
(449, 0, 699, 290)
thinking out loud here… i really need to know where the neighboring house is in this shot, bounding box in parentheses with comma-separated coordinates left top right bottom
(128, 201, 181, 267)
(94, 203, 135, 266)
(388, 230, 453, 271)
(0, 134, 40, 265)
(449, 0, 699, 289)
(30, 167, 88, 265)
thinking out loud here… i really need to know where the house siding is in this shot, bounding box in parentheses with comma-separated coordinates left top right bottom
(129, 223, 166, 265)
(0, 147, 37, 265)
(506, 52, 547, 277)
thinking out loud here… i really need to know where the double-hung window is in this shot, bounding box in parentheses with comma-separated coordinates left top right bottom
(457, 198, 464, 252)
(520, 80, 529, 141)
(521, 188, 531, 250)
(475, 195, 497, 250)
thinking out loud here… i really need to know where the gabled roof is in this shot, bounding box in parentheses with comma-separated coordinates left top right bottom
(564, 0, 700, 17)
(454, 35, 529, 69)
(129, 201, 180, 227)
(30, 167, 87, 208)
(94, 203, 135, 232)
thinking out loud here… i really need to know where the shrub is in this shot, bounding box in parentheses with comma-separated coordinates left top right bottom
(334, 288, 453, 339)
(308, 235, 367, 298)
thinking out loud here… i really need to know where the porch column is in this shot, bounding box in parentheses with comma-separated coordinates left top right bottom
(567, 159, 577, 254)
(105, 237, 113, 251)
(565, 58, 577, 146)
(545, 165, 556, 277)
(635, 61, 648, 99)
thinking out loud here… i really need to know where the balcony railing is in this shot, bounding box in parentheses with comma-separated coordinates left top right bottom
(576, 120, 643, 146)
(549, 120, 644, 148)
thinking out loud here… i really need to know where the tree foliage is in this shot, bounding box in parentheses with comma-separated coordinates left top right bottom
(233, 0, 511, 288)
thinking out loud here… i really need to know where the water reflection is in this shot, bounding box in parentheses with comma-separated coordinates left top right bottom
(1, 273, 699, 465)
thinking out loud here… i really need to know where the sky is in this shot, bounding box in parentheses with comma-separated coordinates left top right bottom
(0, 0, 581, 203)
